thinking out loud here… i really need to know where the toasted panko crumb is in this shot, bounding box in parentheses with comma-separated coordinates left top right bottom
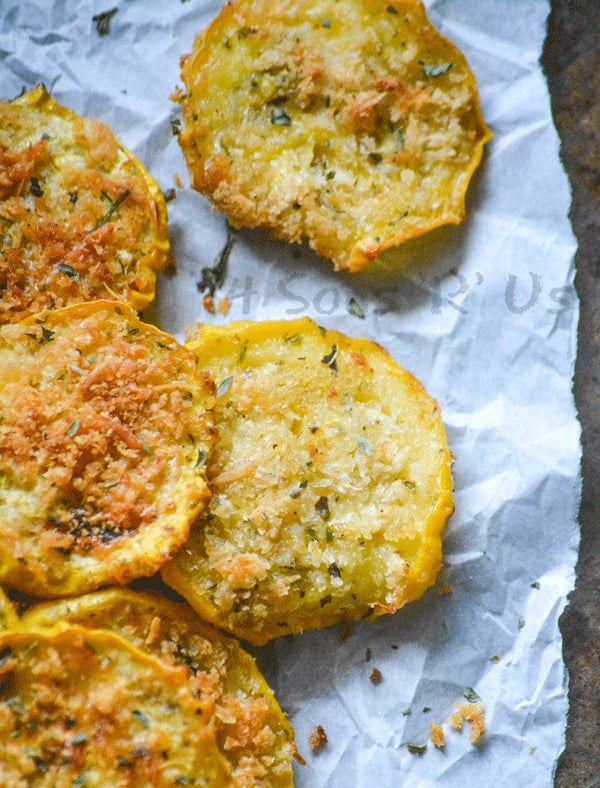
(309, 725, 328, 751)
(429, 721, 445, 748)
(447, 701, 485, 743)
(369, 667, 383, 684)
(218, 297, 232, 315)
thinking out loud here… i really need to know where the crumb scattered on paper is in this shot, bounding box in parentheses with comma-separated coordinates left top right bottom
(309, 725, 328, 751)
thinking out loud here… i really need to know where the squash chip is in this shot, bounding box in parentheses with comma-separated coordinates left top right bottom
(0, 625, 231, 785)
(162, 318, 454, 644)
(0, 84, 169, 324)
(176, 0, 491, 271)
(23, 589, 296, 786)
(0, 301, 217, 597)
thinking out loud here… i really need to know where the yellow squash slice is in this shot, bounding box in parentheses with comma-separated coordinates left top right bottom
(23, 589, 296, 787)
(0, 301, 217, 597)
(0, 625, 231, 786)
(162, 318, 454, 644)
(0, 84, 169, 324)
(176, 0, 491, 271)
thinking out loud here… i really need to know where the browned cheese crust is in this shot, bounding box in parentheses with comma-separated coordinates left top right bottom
(0, 301, 217, 597)
(23, 589, 296, 787)
(0, 84, 169, 324)
(0, 626, 232, 785)
(177, 0, 491, 271)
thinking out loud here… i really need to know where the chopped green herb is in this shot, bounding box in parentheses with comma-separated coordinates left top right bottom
(530, 581, 540, 589)
(489, 654, 501, 663)
(284, 333, 303, 345)
(423, 706, 432, 713)
(92, 7, 118, 36)
(463, 687, 481, 703)
(328, 562, 341, 579)
(321, 344, 338, 372)
(56, 263, 79, 280)
(407, 742, 427, 754)
(174, 777, 191, 785)
(321, 17, 331, 27)
(94, 189, 130, 229)
(518, 618, 525, 630)
(216, 375, 234, 398)
(271, 107, 292, 126)
(386, 4, 399, 13)
(197, 224, 234, 296)
(357, 436, 373, 455)
(72, 775, 88, 787)
(195, 449, 207, 467)
(348, 297, 365, 319)
(142, 441, 154, 456)
(72, 732, 89, 745)
(315, 496, 330, 521)
(171, 118, 182, 136)
(325, 526, 334, 543)
(21, 640, 39, 656)
(402, 708, 412, 716)
(365, 647, 372, 662)
(421, 61, 453, 77)
(39, 326, 55, 344)
(368, 152, 383, 164)
(30, 177, 44, 197)
(238, 26, 257, 39)
(67, 418, 80, 438)
(131, 709, 149, 729)
(403, 479, 416, 490)
(69, 192, 78, 204)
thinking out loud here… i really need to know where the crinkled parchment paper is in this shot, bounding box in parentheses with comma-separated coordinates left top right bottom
(0, 1, 580, 785)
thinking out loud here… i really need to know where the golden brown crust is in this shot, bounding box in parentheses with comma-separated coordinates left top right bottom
(23, 589, 296, 787)
(0, 301, 217, 597)
(0, 625, 232, 785)
(0, 84, 169, 324)
(177, 0, 491, 271)
(162, 318, 454, 644)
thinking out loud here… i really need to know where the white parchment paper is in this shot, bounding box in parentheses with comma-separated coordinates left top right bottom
(0, 1, 580, 785)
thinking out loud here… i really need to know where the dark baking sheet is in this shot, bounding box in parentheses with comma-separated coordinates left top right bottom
(544, 2, 600, 785)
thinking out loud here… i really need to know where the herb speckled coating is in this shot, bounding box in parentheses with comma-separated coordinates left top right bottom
(162, 317, 454, 645)
(177, 0, 491, 271)
(0, 301, 217, 597)
(23, 589, 296, 787)
(0, 625, 231, 785)
(0, 84, 169, 324)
